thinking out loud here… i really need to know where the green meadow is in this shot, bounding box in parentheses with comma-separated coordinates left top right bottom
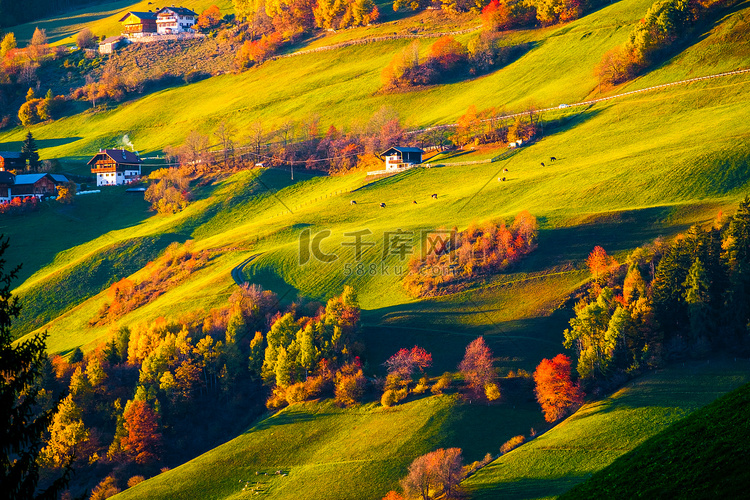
(0, 0, 748, 497)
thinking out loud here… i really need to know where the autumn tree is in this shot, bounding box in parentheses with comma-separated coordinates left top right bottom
(0, 33, 16, 58)
(533, 354, 584, 422)
(121, 399, 162, 464)
(458, 336, 496, 399)
(56, 181, 76, 204)
(428, 36, 467, 73)
(39, 394, 89, 467)
(400, 448, 465, 500)
(587, 245, 617, 281)
(0, 237, 71, 499)
(197, 5, 222, 29)
(384, 346, 432, 378)
(75, 28, 96, 49)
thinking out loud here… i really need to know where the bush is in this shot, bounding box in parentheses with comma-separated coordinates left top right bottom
(90, 476, 120, 500)
(127, 476, 145, 488)
(500, 434, 525, 454)
(334, 368, 367, 406)
(381, 389, 398, 408)
(431, 372, 453, 394)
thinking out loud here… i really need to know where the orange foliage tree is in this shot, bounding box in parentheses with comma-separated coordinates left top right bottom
(533, 354, 584, 422)
(121, 400, 162, 464)
(587, 245, 618, 281)
(196, 5, 222, 29)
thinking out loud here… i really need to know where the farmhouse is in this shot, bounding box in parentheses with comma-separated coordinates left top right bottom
(0, 151, 25, 171)
(379, 146, 424, 171)
(88, 149, 142, 186)
(156, 6, 198, 34)
(119, 11, 157, 37)
(0, 173, 69, 201)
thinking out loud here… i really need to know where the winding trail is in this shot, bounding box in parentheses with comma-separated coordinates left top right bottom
(231, 254, 261, 286)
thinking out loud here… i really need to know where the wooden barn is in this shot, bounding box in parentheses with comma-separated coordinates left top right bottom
(0, 151, 25, 171)
(9, 173, 68, 199)
(119, 11, 157, 37)
(88, 149, 143, 186)
(379, 146, 424, 171)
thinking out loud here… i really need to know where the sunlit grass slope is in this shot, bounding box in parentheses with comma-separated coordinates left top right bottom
(115, 394, 546, 500)
(462, 359, 750, 499)
(560, 379, 750, 499)
(3, 0, 749, 166)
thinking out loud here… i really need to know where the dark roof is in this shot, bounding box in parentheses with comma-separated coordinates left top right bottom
(118, 11, 158, 22)
(379, 146, 424, 156)
(156, 7, 198, 16)
(0, 171, 14, 185)
(87, 149, 143, 166)
(49, 174, 69, 184)
(0, 151, 22, 159)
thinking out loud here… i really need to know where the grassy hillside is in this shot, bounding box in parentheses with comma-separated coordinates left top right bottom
(560, 379, 750, 499)
(4, 0, 749, 165)
(10, 0, 235, 46)
(462, 359, 750, 499)
(115, 395, 546, 500)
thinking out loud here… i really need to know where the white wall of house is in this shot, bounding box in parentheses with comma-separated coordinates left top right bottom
(97, 167, 141, 187)
(157, 11, 196, 34)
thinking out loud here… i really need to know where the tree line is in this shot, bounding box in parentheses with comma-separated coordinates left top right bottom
(565, 197, 750, 388)
(596, 0, 737, 86)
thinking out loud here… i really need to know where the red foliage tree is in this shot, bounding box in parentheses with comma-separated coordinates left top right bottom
(533, 354, 584, 422)
(458, 337, 496, 399)
(121, 400, 162, 464)
(384, 346, 433, 378)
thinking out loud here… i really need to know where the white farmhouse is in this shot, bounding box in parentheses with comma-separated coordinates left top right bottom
(156, 6, 198, 35)
(88, 149, 143, 187)
(379, 146, 424, 171)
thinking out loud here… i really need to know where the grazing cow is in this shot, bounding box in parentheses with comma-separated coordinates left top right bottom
(380, 202, 386, 208)
(431, 193, 438, 199)
(502, 177, 506, 181)
(540, 162, 545, 167)
(550, 156, 557, 162)
(413, 200, 417, 204)
(350, 200, 357, 205)
(503, 168, 509, 172)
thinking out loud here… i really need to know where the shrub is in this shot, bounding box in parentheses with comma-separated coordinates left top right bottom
(127, 476, 145, 488)
(90, 476, 120, 500)
(500, 434, 525, 454)
(285, 381, 308, 404)
(334, 366, 367, 406)
(381, 389, 398, 408)
(431, 372, 453, 394)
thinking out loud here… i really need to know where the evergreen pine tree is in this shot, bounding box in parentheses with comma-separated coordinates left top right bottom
(0, 237, 71, 499)
(21, 131, 40, 172)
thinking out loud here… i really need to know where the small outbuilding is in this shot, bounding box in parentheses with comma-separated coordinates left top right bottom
(88, 149, 142, 186)
(379, 146, 424, 171)
(98, 36, 128, 54)
(8, 173, 69, 200)
(0, 152, 25, 171)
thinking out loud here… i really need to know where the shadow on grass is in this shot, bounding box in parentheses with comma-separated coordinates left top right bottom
(249, 406, 336, 432)
(466, 473, 591, 500)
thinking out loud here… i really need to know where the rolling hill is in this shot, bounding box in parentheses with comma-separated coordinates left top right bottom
(0, 0, 749, 497)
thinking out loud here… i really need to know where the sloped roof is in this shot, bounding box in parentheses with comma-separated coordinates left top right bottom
(157, 6, 198, 16)
(87, 149, 142, 166)
(14, 174, 48, 185)
(379, 146, 425, 157)
(0, 171, 14, 185)
(100, 35, 125, 45)
(118, 11, 157, 23)
(0, 151, 22, 159)
(50, 174, 69, 183)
